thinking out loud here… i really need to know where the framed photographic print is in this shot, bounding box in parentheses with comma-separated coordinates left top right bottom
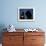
(18, 7, 35, 21)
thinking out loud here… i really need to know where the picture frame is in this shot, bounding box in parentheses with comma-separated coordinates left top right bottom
(18, 7, 35, 21)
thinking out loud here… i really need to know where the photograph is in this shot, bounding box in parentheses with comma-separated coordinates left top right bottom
(18, 7, 35, 21)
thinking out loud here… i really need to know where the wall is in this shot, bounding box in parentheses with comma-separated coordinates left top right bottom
(0, 0, 46, 43)
(0, 0, 46, 29)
